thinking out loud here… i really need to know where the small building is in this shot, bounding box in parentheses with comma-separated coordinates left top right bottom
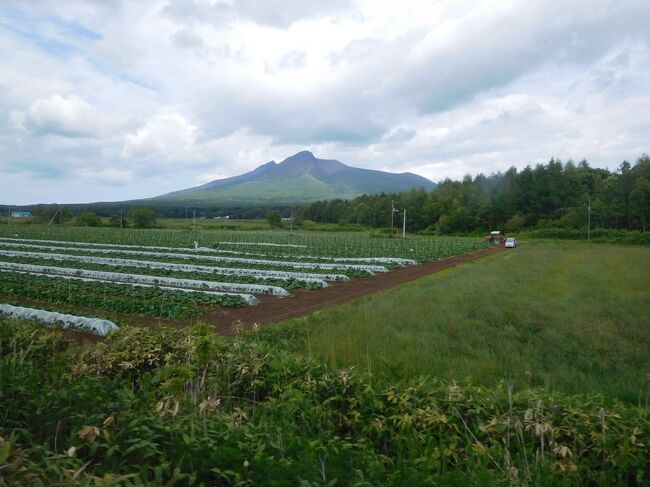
(11, 211, 32, 218)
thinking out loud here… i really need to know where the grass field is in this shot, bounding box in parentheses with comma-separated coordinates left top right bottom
(261, 241, 650, 403)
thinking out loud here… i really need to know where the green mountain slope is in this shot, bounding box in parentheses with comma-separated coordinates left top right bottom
(156, 175, 359, 205)
(149, 151, 435, 206)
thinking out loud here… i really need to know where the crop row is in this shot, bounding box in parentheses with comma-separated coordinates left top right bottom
(0, 303, 118, 336)
(0, 249, 344, 283)
(0, 226, 488, 261)
(0, 253, 328, 290)
(0, 241, 389, 273)
(0, 271, 248, 319)
(0, 237, 414, 266)
(0, 245, 374, 278)
(0, 261, 286, 296)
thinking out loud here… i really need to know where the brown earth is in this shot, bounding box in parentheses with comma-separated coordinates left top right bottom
(201, 245, 505, 335)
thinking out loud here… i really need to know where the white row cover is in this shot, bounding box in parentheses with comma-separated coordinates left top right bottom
(0, 303, 119, 336)
(214, 241, 307, 248)
(0, 269, 260, 306)
(0, 242, 388, 273)
(289, 255, 416, 266)
(0, 236, 182, 252)
(0, 237, 413, 266)
(0, 249, 340, 284)
(208, 247, 416, 265)
(0, 237, 307, 250)
(0, 261, 287, 296)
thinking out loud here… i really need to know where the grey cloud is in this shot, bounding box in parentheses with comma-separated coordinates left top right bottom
(189, 1, 650, 148)
(391, 1, 650, 114)
(164, 0, 354, 28)
(191, 76, 391, 146)
(278, 50, 306, 69)
(171, 28, 204, 49)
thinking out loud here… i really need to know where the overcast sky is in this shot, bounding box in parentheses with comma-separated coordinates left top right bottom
(1, 0, 649, 205)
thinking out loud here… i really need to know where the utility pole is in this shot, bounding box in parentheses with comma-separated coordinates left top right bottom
(290, 208, 294, 232)
(48, 207, 61, 225)
(587, 195, 591, 240)
(120, 208, 123, 229)
(391, 200, 400, 234)
(402, 209, 406, 239)
(193, 210, 196, 232)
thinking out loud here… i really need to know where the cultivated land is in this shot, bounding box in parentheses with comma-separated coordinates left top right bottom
(0, 225, 487, 329)
(1, 227, 649, 485)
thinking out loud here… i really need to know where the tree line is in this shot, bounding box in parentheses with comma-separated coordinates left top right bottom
(296, 155, 650, 234)
(25, 206, 158, 229)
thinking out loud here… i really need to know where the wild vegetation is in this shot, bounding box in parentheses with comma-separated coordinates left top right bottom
(257, 242, 650, 404)
(1, 320, 648, 486)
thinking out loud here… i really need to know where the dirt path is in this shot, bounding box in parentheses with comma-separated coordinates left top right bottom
(201, 245, 505, 334)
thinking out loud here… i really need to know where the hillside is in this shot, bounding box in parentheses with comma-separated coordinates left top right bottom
(149, 151, 435, 205)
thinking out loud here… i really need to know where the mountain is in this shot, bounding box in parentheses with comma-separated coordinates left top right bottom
(150, 151, 435, 206)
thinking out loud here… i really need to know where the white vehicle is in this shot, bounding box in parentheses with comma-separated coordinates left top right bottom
(505, 237, 517, 248)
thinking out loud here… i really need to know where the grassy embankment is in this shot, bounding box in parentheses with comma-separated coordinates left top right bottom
(261, 241, 650, 403)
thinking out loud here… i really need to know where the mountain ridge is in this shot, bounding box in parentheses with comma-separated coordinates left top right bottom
(151, 151, 435, 206)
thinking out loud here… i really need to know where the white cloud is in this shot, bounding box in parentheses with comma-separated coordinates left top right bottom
(24, 94, 105, 138)
(121, 113, 198, 160)
(0, 0, 648, 204)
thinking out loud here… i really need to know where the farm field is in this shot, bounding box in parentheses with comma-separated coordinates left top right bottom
(260, 241, 650, 403)
(1, 234, 649, 485)
(0, 225, 487, 332)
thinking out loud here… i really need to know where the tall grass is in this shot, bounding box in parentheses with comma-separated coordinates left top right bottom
(262, 242, 650, 403)
(1, 321, 648, 485)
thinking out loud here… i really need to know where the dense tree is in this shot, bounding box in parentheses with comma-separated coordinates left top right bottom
(630, 177, 650, 232)
(266, 210, 282, 228)
(129, 206, 157, 229)
(77, 210, 102, 227)
(108, 214, 128, 228)
(297, 155, 650, 234)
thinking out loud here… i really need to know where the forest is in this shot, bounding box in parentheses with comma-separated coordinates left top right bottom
(297, 155, 650, 234)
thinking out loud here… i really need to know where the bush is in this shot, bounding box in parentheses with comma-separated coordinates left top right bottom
(525, 227, 650, 245)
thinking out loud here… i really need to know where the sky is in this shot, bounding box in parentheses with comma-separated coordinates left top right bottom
(1, 0, 649, 205)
